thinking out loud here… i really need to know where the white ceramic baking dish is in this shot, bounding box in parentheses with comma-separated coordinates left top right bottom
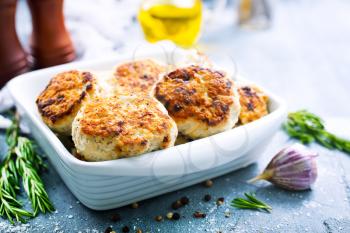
(6, 51, 287, 210)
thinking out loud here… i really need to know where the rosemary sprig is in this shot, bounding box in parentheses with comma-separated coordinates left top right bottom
(283, 110, 350, 154)
(0, 153, 33, 224)
(231, 193, 272, 212)
(15, 137, 55, 215)
(0, 113, 54, 223)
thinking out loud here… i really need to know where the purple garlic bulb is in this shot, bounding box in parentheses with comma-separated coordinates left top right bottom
(249, 144, 318, 191)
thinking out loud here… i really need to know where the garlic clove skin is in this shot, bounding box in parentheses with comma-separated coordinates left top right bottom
(250, 144, 318, 191)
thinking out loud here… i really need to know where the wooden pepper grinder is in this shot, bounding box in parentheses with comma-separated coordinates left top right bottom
(0, 0, 30, 87)
(27, 0, 76, 68)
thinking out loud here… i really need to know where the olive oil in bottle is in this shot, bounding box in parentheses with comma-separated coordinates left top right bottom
(138, 0, 202, 47)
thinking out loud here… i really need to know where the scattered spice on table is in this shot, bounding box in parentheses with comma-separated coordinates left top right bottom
(122, 225, 130, 232)
(180, 196, 189, 205)
(171, 200, 183, 210)
(166, 212, 173, 220)
(131, 202, 139, 209)
(216, 197, 225, 206)
(172, 212, 180, 220)
(203, 179, 213, 187)
(203, 194, 212, 202)
(193, 211, 206, 218)
(155, 215, 163, 222)
(172, 196, 190, 210)
(104, 226, 113, 233)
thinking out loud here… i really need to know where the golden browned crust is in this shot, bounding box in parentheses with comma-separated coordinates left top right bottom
(79, 95, 174, 149)
(155, 66, 234, 126)
(238, 85, 269, 124)
(114, 59, 165, 93)
(36, 70, 95, 124)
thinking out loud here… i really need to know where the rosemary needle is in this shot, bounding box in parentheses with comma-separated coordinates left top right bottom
(283, 110, 350, 154)
(231, 193, 272, 212)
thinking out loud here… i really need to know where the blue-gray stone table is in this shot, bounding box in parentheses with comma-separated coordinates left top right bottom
(1, 0, 350, 232)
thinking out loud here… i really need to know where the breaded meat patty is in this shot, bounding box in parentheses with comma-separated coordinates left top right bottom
(113, 59, 165, 94)
(237, 83, 269, 124)
(36, 70, 96, 135)
(155, 65, 241, 139)
(72, 95, 177, 161)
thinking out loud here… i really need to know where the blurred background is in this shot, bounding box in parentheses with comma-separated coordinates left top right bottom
(13, 0, 272, 59)
(1, 0, 350, 115)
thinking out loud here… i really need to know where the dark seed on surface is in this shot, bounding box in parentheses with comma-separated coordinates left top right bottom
(171, 200, 183, 210)
(216, 197, 224, 206)
(172, 212, 180, 220)
(203, 180, 213, 187)
(166, 212, 173, 219)
(203, 194, 211, 202)
(111, 213, 121, 222)
(122, 226, 130, 232)
(180, 196, 189, 205)
(131, 202, 139, 209)
(193, 211, 206, 218)
(155, 215, 163, 222)
(104, 226, 113, 233)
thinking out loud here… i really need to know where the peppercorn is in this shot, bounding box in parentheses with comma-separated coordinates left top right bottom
(122, 226, 130, 233)
(166, 212, 173, 220)
(172, 212, 180, 220)
(155, 215, 163, 222)
(131, 202, 139, 209)
(111, 213, 121, 222)
(193, 211, 206, 218)
(203, 180, 213, 187)
(203, 194, 211, 202)
(180, 196, 189, 205)
(171, 200, 183, 210)
(216, 197, 224, 206)
(104, 226, 113, 233)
